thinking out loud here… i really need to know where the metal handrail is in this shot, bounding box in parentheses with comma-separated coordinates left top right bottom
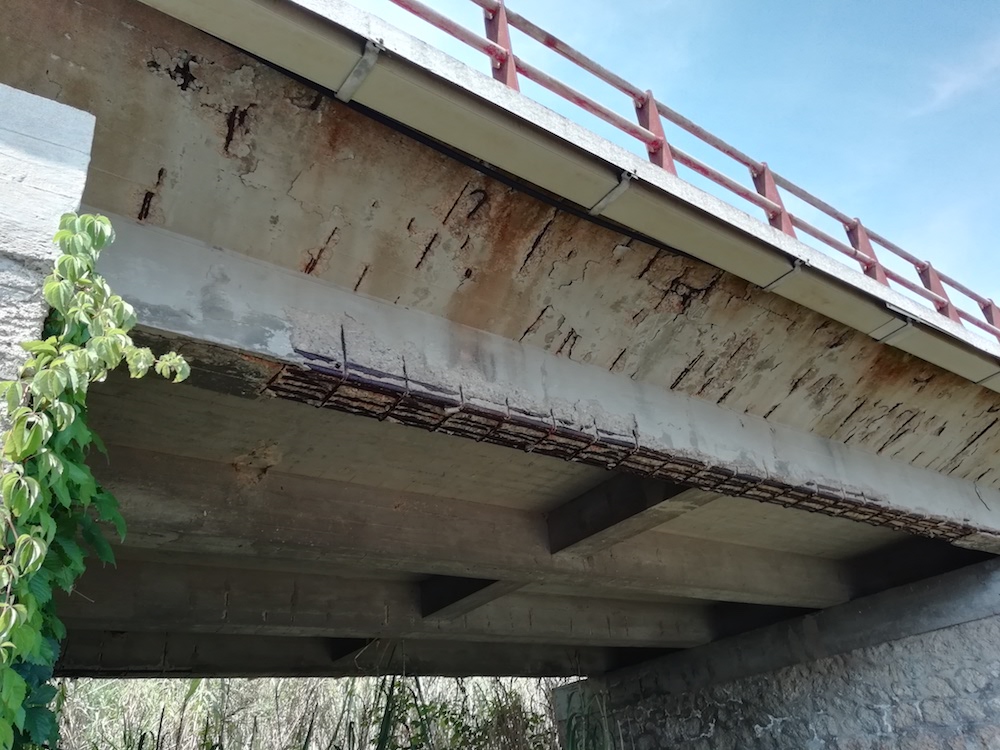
(386, 0, 999, 343)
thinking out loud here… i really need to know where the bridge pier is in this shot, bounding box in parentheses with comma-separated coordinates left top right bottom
(0, 84, 93, 382)
(556, 558, 1000, 749)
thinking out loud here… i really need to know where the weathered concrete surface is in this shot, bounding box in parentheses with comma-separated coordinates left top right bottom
(4, 0, 1000, 496)
(0, 83, 94, 381)
(558, 558, 1000, 748)
(85, 216, 1000, 545)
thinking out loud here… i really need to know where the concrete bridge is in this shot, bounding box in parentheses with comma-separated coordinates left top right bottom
(4, 0, 1000, 745)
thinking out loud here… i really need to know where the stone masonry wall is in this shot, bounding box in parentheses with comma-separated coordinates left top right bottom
(562, 614, 1000, 750)
(0, 84, 93, 384)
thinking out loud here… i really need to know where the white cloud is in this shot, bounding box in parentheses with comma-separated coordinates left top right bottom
(913, 31, 1000, 115)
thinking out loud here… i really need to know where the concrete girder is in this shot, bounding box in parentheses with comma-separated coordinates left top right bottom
(97, 216, 1000, 548)
(58, 631, 631, 677)
(419, 577, 525, 620)
(61, 559, 721, 648)
(547, 477, 707, 555)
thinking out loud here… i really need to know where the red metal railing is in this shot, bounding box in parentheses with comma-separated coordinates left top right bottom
(386, 0, 1000, 343)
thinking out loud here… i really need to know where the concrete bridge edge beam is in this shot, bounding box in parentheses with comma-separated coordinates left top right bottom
(97, 213, 1000, 545)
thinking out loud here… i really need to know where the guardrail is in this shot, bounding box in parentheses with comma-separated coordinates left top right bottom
(387, 0, 1000, 342)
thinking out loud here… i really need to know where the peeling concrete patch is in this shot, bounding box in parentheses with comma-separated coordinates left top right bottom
(147, 48, 201, 91)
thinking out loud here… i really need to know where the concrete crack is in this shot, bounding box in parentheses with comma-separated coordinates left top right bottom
(415, 233, 439, 269)
(518, 214, 555, 273)
(520, 306, 552, 342)
(671, 352, 704, 390)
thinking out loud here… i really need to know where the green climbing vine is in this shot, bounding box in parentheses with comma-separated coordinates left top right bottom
(0, 213, 189, 748)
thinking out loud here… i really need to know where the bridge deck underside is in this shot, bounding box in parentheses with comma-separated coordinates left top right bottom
(56, 373, 984, 678)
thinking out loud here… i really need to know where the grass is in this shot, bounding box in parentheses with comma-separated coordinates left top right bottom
(55, 675, 576, 750)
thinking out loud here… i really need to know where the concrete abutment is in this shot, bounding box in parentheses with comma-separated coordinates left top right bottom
(556, 559, 1000, 749)
(0, 83, 94, 383)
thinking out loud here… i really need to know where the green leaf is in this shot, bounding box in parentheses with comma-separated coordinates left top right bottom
(47, 615, 66, 641)
(26, 570, 52, 607)
(93, 491, 126, 539)
(48, 475, 71, 509)
(1, 380, 22, 414)
(0, 604, 19, 641)
(47, 400, 76, 431)
(21, 705, 58, 746)
(30, 367, 68, 402)
(55, 253, 89, 283)
(80, 514, 115, 564)
(5, 413, 50, 462)
(54, 537, 84, 575)
(42, 278, 74, 314)
(3, 475, 41, 518)
(25, 683, 57, 709)
(14, 535, 46, 576)
(126, 347, 155, 378)
(33, 449, 63, 481)
(18, 340, 57, 357)
(64, 460, 97, 506)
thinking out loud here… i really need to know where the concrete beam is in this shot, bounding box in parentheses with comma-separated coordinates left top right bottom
(97, 215, 1000, 547)
(576, 556, 1000, 707)
(420, 576, 525, 620)
(58, 631, 626, 677)
(547, 476, 704, 555)
(61, 559, 720, 648)
(94, 447, 852, 608)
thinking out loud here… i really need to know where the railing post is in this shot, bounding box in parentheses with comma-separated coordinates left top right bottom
(750, 163, 795, 237)
(980, 300, 1000, 340)
(634, 90, 677, 175)
(483, 0, 519, 90)
(845, 219, 888, 285)
(917, 262, 961, 322)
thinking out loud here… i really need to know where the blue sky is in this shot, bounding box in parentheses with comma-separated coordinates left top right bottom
(364, 0, 1000, 314)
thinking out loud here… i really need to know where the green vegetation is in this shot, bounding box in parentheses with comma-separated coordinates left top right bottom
(56, 676, 571, 750)
(0, 214, 189, 749)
